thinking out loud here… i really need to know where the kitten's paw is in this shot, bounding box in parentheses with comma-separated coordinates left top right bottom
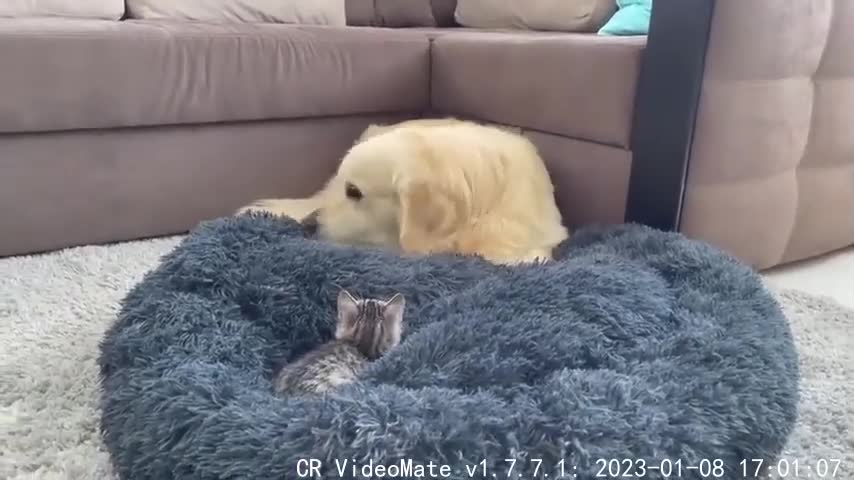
(235, 197, 322, 221)
(491, 248, 554, 266)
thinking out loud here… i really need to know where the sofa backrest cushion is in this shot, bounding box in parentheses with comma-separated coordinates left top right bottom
(454, 0, 616, 32)
(346, 0, 458, 27)
(125, 0, 346, 26)
(0, 0, 124, 20)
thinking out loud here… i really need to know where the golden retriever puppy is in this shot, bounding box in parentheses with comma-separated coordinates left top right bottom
(238, 119, 568, 264)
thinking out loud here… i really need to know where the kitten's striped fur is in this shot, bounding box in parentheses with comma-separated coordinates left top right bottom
(273, 290, 405, 396)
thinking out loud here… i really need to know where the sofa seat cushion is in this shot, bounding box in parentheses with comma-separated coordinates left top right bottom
(431, 31, 645, 148)
(0, 19, 431, 134)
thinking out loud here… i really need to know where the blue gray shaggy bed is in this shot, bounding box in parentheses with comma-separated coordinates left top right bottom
(98, 215, 799, 480)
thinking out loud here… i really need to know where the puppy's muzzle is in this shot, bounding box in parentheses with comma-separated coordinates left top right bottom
(302, 209, 320, 236)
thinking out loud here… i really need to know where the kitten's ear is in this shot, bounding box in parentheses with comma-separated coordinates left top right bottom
(336, 290, 360, 339)
(382, 294, 406, 344)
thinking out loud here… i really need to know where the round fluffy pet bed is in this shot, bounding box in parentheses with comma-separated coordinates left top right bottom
(99, 215, 798, 479)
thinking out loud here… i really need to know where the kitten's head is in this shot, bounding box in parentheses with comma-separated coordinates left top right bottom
(335, 290, 405, 360)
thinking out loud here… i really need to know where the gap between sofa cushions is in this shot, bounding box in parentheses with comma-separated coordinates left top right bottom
(346, 0, 458, 27)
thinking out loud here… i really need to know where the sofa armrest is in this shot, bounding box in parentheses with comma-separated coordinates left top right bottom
(626, 0, 854, 268)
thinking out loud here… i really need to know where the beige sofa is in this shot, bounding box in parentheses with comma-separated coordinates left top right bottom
(0, 0, 851, 270)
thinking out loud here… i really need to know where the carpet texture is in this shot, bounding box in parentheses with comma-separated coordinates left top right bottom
(93, 216, 800, 479)
(2, 226, 850, 479)
(0, 236, 181, 479)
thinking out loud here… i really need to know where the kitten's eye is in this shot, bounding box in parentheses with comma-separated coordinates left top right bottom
(345, 182, 363, 201)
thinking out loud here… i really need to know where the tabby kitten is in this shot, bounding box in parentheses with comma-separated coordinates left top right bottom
(273, 290, 405, 395)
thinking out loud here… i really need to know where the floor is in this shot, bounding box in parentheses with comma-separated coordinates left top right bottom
(762, 246, 854, 309)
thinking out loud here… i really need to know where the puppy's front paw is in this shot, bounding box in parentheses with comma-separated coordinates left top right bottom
(235, 199, 279, 216)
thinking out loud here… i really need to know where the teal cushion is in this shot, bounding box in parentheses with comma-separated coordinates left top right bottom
(598, 0, 652, 36)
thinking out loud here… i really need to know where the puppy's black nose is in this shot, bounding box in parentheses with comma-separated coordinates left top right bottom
(302, 210, 320, 236)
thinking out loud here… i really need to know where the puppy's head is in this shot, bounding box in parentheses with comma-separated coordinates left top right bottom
(310, 128, 470, 254)
(307, 133, 407, 248)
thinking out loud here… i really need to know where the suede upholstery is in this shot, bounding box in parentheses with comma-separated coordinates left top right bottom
(0, 0, 124, 20)
(431, 32, 645, 148)
(0, 20, 430, 133)
(0, 115, 411, 257)
(454, 0, 616, 33)
(680, 0, 854, 269)
(125, 0, 346, 26)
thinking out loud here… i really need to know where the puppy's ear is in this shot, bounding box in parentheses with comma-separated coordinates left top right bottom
(397, 181, 462, 254)
(356, 123, 392, 144)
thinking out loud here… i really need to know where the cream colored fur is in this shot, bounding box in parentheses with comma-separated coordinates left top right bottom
(238, 119, 569, 265)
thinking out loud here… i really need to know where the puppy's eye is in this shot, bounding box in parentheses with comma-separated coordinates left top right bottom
(345, 182, 363, 201)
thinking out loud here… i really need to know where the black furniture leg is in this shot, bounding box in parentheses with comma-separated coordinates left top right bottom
(624, 0, 717, 231)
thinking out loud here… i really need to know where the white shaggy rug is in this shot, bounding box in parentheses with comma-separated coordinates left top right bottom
(1, 237, 852, 479)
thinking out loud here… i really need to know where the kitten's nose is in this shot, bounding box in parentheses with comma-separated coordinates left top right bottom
(302, 210, 320, 236)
